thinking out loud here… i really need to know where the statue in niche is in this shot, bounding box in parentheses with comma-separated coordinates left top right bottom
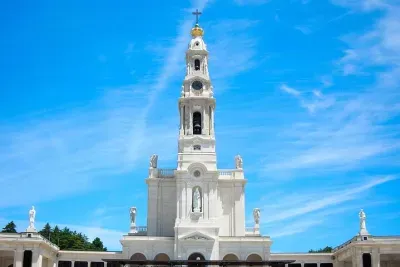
(235, 155, 243, 169)
(192, 187, 202, 212)
(253, 208, 261, 225)
(150, 154, 158, 168)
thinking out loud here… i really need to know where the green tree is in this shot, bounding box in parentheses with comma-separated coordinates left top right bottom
(37, 223, 107, 251)
(309, 246, 333, 253)
(91, 237, 107, 251)
(39, 223, 52, 240)
(1, 221, 17, 233)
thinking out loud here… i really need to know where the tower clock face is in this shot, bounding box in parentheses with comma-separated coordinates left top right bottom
(192, 81, 203, 90)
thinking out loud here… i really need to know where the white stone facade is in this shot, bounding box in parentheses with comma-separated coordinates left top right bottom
(1, 20, 400, 267)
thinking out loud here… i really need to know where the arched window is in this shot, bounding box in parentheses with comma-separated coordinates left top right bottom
(193, 112, 202, 135)
(194, 59, 200, 71)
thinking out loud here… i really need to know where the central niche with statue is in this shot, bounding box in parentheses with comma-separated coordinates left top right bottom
(192, 187, 202, 213)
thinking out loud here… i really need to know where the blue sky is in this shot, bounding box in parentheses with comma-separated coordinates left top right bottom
(1, 0, 400, 253)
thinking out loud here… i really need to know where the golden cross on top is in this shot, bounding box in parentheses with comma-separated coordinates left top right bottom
(192, 9, 202, 24)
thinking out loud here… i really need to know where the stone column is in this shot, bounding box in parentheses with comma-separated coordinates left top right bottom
(179, 105, 184, 135)
(352, 251, 362, 267)
(189, 106, 193, 135)
(13, 247, 24, 267)
(48, 258, 57, 267)
(334, 260, 344, 267)
(72, 261, 75, 267)
(372, 249, 380, 267)
(31, 250, 43, 267)
(202, 106, 206, 134)
(104, 262, 107, 267)
(210, 107, 215, 135)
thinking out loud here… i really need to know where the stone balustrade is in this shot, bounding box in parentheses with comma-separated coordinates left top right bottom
(129, 226, 148, 236)
(218, 169, 244, 179)
(157, 169, 175, 178)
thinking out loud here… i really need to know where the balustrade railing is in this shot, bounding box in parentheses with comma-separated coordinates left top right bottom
(219, 170, 233, 176)
(245, 227, 255, 232)
(130, 226, 147, 236)
(157, 169, 175, 178)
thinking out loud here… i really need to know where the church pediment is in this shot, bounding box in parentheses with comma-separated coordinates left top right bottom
(180, 231, 215, 241)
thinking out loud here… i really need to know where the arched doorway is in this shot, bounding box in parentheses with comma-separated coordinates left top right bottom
(246, 254, 262, 261)
(154, 253, 170, 261)
(223, 254, 239, 266)
(130, 253, 146, 267)
(154, 253, 170, 266)
(188, 253, 205, 267)
(362, 253, 372, 267)
(130, 253, 146, 260)
(223, 254, 239, 260)
(23, 251, 32, 267)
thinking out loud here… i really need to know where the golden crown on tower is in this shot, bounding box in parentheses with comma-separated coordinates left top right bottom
(191, 9, 204, 37)
(191, 24, 204, 37)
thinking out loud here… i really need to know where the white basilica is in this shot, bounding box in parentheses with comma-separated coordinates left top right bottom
(1, 14, 400, 267)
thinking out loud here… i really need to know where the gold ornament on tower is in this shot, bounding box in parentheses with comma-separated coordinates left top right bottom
(191, 24, 204, 37)
(191, 9, 204, 37)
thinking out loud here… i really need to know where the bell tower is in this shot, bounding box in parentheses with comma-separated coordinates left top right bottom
(177, 10, 216, 172)
(174, 12, 221, 259)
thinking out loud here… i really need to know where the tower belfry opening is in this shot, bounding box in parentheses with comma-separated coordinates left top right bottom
(193, 112, 202, 134)
(195, 59, 200, 70)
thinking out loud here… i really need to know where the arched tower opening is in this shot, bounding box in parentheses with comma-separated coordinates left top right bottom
(193, 112, 202, 135)
(194, 59, 200, 71)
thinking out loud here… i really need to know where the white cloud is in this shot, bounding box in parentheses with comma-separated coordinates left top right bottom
(321, 76, 333, 88)
(279, 84, 335, 114)
(280, 84, 301, 96)
(0, 1, 213, 208)
(336, 3, 400, 75)
(295, 25, 312, 35)
(0, 88, 178, 208)
(265, 1, 400, 174)
(269, 218, 323, 238)
(261, 176, 396, 224)
(253, 177, 396, 238)
(234, 0, 270, 5)
(206, 19, 260, 92)
(331, 0, 393, 11)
